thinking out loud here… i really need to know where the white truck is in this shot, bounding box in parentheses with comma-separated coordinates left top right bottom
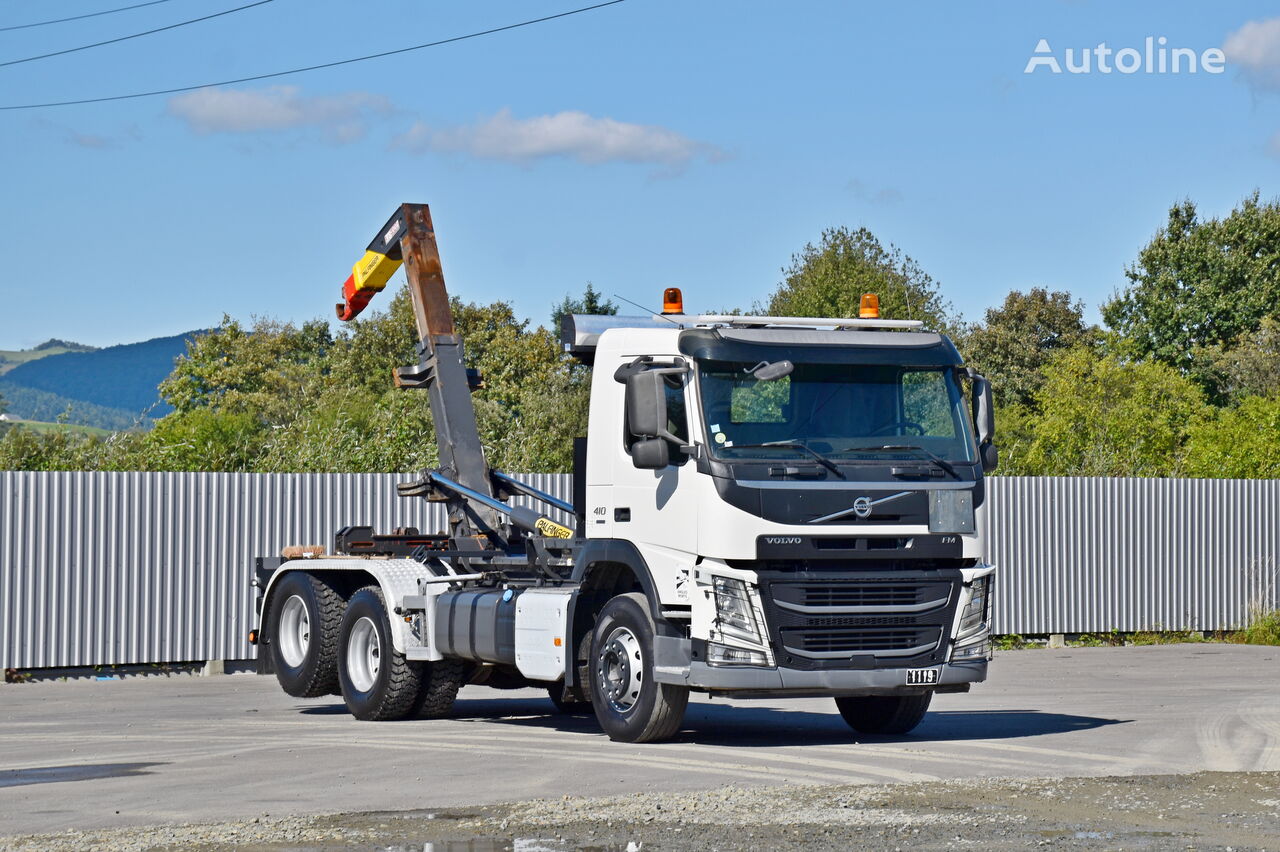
(250, 204, 998, 743)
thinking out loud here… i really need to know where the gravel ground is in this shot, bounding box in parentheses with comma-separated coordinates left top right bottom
(3, 771, 1277, 851)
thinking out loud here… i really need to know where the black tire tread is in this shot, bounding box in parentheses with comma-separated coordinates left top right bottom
(414, 659, 467, 719)
(591, 592, 689, 743)
(341, 585, 423, 721)
(547, 684, 593, 715)
(269, 571, 345, 698)
(308, 575, 346, 697)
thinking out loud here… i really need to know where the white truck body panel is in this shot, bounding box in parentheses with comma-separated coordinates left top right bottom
(514, 588, 573, 681)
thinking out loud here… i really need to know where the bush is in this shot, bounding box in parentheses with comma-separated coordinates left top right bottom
(1235, 610, 1280, 646)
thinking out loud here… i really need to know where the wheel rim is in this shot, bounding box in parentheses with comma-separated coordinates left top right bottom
(277, 595, 310, 668)
(596, 625, 643, 714)
(347, 616, 381, 693)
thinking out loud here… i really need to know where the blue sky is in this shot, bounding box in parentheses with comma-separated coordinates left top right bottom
(4, 0, 1280, 348)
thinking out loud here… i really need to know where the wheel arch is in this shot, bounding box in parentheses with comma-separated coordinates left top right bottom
(565, 539, 671, 687)
(259, 559, 425, 655)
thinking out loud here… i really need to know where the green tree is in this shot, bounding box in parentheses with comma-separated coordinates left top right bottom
(1192, 317, 1280, 404)
(1003, 346, 1204, 477)
(1183, 395, 1280, 479)
(160, 315, 332, 422)
(550, 282, 617, 333)
(962, 288, 1100, 409)
(1102, 193, 1280, 377)
(145, 409, 266, 472)
(761, 226, 956, 332)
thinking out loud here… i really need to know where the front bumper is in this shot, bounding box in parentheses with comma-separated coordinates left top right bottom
(657, 657, 986, 697)
(651, 636, 987, 696)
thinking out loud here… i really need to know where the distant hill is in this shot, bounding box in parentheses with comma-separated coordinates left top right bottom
(0, 332, 202, 430)
(0, 382, 148, 431)
(0, 339, 98, 377)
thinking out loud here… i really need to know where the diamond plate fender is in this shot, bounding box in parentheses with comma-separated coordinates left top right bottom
(258, 558, 440, 658)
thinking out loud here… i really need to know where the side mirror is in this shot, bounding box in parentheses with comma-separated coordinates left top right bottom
(625, 371, 667, 439)
(630, 438, 670, 469)
(980, 441, 998, 473)
(969, 371, 997, 473)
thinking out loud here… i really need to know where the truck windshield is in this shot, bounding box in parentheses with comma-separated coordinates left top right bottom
(697, 360, 976, 464)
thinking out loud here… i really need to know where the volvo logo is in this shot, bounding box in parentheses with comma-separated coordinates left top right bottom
(809, 492, 913, 524)
(764, 536, 802, 545)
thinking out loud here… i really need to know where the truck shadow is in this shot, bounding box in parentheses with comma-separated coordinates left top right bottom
(433, 697, 1130, 746)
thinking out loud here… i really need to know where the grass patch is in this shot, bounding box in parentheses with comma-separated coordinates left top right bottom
(995, 619, 1280, 649)
(1126, 630, 1208, 645)
(4, 419, 112, 437)
(993, 634, 1039, 650)
(1229, 610, 1280, 646)
(1068, 630, 1126, 647)
(0, 344, 86, 376)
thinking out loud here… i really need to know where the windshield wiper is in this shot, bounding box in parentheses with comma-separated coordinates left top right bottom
(728, 440, 845, 479)
(836, 444, 962, 481)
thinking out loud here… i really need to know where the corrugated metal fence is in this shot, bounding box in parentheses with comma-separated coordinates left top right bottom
(2, 473, 1277, 669)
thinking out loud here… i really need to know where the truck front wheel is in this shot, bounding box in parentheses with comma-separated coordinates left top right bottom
(589, 593, 688, 743)
(835, 693, 932, 735)
(266, 571, 344, 698)
(337, 586, 424, 721)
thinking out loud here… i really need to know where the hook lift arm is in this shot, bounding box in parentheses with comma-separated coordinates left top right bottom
(335, 204, 574, 550)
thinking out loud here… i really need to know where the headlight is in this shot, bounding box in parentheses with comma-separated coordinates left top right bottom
(713, 576, 762, 643)
(957, 575, 992, 637)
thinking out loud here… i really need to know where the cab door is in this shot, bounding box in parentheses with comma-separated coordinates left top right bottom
(611, 367, 700, 607)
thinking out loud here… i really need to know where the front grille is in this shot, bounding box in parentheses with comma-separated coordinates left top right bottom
(784, 626, 941, 656)
(758, 570, 962, 671)
(779, 582, 948, 609)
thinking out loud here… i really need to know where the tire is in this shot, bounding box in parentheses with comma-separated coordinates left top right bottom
(589, 593, 688, 743)
(266, 571, 345, 698)
(337, 585, 424, 721)
(835, 693, 933, 735)
(413, 659, 467, 719)
(547, 683, 592, 715)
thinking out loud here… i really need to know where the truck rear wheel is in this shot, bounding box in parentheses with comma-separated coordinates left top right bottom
(547, 683, 592, 715)
(266, 571, 344, 698)
(589, 593, 688, 743)
(337, 585, 424, 721)
(835, 693, 932, 735)
(413, 659, 467, 719)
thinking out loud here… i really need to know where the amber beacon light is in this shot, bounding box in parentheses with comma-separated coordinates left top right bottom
(859, 293, 881, 318)
(662, 287, 684, 314)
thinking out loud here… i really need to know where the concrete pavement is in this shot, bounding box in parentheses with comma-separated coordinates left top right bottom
(1, 644, 1277, 837)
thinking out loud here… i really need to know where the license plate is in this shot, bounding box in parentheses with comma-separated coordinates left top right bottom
(906, 668, 939, 685)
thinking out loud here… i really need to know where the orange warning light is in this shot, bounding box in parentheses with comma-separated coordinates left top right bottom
(859, 293, 881, 319)
(662, 287, 684, 314)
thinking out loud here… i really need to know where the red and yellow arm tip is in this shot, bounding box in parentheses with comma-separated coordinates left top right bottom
(336, 249, 403, 321)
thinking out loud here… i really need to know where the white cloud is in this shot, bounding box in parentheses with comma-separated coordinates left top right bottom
(1223, 17, 1280, 88)
(391, 108, 721, 168)
(167, 86, 393, 140)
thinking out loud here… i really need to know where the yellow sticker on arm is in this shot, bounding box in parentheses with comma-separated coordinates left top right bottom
(534, 518, 574, 539)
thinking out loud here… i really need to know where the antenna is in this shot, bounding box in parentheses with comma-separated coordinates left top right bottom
(613, 293, 681, 325)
